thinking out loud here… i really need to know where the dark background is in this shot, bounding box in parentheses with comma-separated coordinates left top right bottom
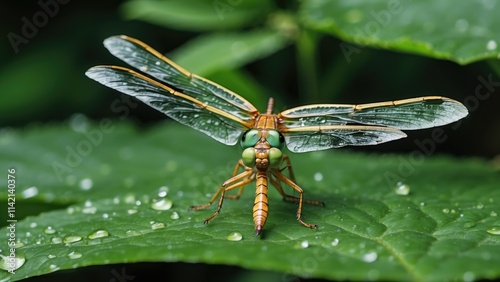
(2, 1, 499, 158)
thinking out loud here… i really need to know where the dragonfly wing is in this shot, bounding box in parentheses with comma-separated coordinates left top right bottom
(101, 35, 258, 123)
(281, 125, 406, 153)
(279, 96, 468, 130)
(86, 66, 250, 145)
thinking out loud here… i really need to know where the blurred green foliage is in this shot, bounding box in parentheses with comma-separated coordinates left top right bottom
(2, 0, 500, 156)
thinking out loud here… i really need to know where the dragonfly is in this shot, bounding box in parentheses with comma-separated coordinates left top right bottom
(86, 35, 468, 235)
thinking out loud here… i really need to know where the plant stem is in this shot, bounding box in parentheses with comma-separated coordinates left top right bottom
(296, 28, 318, 103)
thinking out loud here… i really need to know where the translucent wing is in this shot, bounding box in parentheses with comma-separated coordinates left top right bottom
(86, 66, 252, 145)
(101, 35, 258, 120)
(279, 96, 468, 129)
(281, 125, 407, 153)
(278, 96, 468, 153)
(86, 35, 260, 145)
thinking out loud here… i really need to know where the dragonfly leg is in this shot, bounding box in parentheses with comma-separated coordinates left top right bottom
(224, 160, 252, 200)
(273, 170, 318, 230)
(190, 166, 255, 224)
(274, 156, 325, 206)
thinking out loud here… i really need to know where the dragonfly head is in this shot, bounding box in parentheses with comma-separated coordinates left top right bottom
(240, 129, 285, 169)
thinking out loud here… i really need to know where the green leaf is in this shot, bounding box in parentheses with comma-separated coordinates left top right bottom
(120, 0, 273, 31)
(169, 30, 289, 76)
(1, 122, 499, 281)
(300, 0, 500, 64)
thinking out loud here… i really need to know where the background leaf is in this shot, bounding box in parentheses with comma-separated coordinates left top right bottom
(121, 0, 274, 31)
(301, 0, 500, 64)
(1, 122, 499, 281)
(170, 30, 290, 76)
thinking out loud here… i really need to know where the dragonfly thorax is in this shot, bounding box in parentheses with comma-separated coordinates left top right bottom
(240, 129, 284, 170)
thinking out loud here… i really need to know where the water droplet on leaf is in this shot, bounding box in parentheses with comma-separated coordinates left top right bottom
(170, 212, 180, 220)
(226, 232, 243, 241)
(79, 178, 93, 190)
(63, 235, 82, 244)
(362, 251, 378, 263)
(151, 198, 173, 211)
(314, 172, 323, 181)
(151, 222, 165, 230)
(331, 238, 340, 246)
(67, 251, 82, 259)
(0, 254, 26, 271)
(88, 230, 110, 239)
(487, 226, 500, 235)
(22, 186, 39, 198)
(486, 40, 497, 50)
(158, 186, 169, 197)
(44, 226, 56, 234)
(394, 182, 410, 195)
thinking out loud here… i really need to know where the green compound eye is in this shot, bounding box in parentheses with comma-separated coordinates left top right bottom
(241, 148, 256, 167)
(240, 129, 260, 149)
(266, 130, 285, 149)
(268, 148, 283, 168)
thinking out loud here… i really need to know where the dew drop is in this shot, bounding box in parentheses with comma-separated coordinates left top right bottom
(487, 226, 500, 235)
(486, 40, 497, 50)
(442, 208, 450, 214)
(49, 264, 60, 271)
(314, 172, 323, 181)
(151, 222, 166, 230)
(47, 254, 56, 259)
(88, 229, 110, 239)
(79, 178, 93, 190)
(51, 237, 62, 244)
(124, 194, 136, 203)
(126, 230, 141, 236)
(490, 211, 497, 217)
(102, 213, 109, 219)
(331, 238, 340, 246)
(44, 226, 56, 234)
(170, 211, 180, 220)
(69, 113, 90, 132)
(82, 206, 97, 214)
(0, 254, 26, 271)
(139, 66, 148, 72)
(226, 232, 243, 241)
(67, 251, 82, 259)
(362, 251, 378, 263)
(22, 186, 39, 198)
(127, 209, 138, 215)
(67, 206, 76, 214)
(463, 271, 475, 282)
(63, 235, 82, 244)
(158, 186, 169, 197)
(151, 198, 173, 211)
(394, 182, 410, 195)
(476, 203, 484, 209)
(155, 61, 161, 65)
(30, 222, 37, 228)
(300, 240, 309, 248)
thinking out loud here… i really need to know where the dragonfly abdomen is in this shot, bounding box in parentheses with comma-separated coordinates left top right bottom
(253, 171, 269, 235)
